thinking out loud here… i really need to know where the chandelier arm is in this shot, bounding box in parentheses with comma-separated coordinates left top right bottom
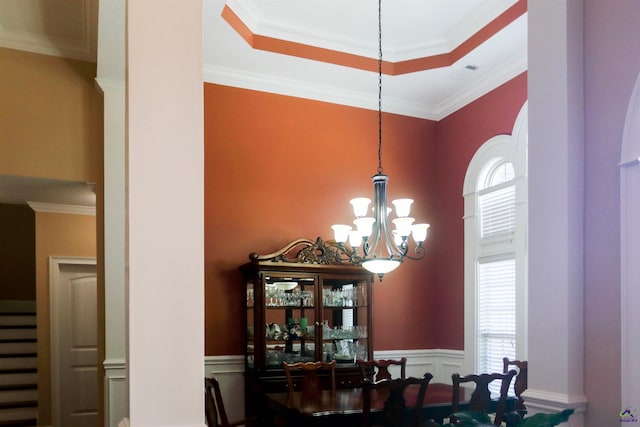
(399, 245, 426, 261)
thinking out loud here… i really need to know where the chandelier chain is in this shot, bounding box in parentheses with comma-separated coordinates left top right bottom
(377, 0, 383, 175)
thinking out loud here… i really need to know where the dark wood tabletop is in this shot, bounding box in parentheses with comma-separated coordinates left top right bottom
(265, 383, 468, 426)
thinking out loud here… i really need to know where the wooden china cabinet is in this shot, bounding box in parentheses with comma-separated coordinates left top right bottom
(240, 237, 374, 415)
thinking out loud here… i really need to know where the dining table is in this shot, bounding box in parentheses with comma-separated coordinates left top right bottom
(265, 382, 514, 426)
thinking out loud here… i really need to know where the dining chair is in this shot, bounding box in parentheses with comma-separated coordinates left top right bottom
(205, 377, 258, 427)
(450, 370, 517, 426)
(282, 360, 336, 395)
(503, 358, 528, 421)
(361, 373, 435, 427)
(357, 357, 407, 383)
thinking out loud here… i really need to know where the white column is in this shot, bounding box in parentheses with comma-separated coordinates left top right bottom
(96, 0, 127, 425)
(126, 1, 204, 426)
(527, 0, 587, 424)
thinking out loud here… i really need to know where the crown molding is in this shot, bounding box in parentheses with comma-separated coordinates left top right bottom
(0, 0, 97, 62)
(204, 63, 438, 119)
(204, 57, 526, 121)
(435, 52, 527, 120)
(27, 202, 95, 216)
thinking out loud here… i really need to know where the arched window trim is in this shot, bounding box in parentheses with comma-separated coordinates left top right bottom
(463, 102, 528, 375)
(620, 72, 640, 405)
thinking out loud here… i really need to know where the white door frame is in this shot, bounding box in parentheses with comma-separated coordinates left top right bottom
(49, 256, 97, 427)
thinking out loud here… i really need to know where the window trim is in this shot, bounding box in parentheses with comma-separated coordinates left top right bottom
(462, 102, 528, 375)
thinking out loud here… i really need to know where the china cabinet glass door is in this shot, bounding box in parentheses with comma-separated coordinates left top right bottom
(319, 276, 369, 366)
(261, 273, 317, 369)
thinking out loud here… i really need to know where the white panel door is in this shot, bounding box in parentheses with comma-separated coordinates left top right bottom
(50, 257, 97, 427)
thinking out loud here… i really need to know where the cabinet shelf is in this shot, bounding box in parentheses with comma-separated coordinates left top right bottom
(264, 305, 315, 309)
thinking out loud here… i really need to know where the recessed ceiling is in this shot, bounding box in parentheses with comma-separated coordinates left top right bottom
(205, 0, 527, 120)
(0, 0, 527, 206)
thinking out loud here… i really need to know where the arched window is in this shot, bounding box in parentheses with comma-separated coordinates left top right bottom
(463, 103, 528, 382)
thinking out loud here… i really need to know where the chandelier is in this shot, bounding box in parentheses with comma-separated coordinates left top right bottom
(331, 0, 430, 280)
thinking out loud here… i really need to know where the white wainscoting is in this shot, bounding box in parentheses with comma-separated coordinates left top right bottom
(104, 358, 127, 427)
(204, 355, 246, 422)
(203, 349, 464, 421)
(374, 349, 464, 384)
(109, 350, 586, 425)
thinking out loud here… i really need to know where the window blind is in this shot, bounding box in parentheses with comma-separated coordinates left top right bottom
(479, 184, 516, 239)
(477, 257, 516, 395)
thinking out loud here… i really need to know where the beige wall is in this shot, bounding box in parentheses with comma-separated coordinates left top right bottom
(0, 47, 103, 183)
(1, 46, 103, 426)
(34, 211, 96, 426)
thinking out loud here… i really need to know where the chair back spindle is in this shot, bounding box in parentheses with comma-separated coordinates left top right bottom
(450, 370, 517, 426)
(357, 358, 407, 383)
(362, 373, 434, 427)
(282, 360, 336, 396)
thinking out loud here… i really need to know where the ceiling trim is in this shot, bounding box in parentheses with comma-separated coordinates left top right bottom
(437, 53, 527, 120)
(222, 0, 526, 76)
(0, 0, 97, 62)
(27, 202, 96, 216)
(203, 63, 437, 119)
(204, 50, 527, 121)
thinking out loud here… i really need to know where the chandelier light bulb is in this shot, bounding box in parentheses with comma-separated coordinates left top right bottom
(392, 199, 414, 218)
(411, 223, 430, 243)
(392, 217, 415, 237)
(350, 198, 371, 217)
(331, 224, 352, 243)
(362, 258, 401, 275)
(354, 217, 375, 238)
(348, 230, 363, 248)
(392, 230, 404, 246)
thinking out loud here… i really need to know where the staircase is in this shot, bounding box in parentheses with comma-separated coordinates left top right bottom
(0, 311, 37, 427)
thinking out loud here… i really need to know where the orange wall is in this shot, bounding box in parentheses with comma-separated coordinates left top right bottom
(204, 73, 527, 355)
(34, 212, 96, 426)
(204, 84, 438, 355)
(0, 47, 103, 183)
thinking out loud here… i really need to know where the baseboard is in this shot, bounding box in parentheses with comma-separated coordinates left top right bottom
(523, 388, 588, 412)
(523, 389, 588, 427)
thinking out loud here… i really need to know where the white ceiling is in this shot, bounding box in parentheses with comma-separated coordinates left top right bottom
(0, 0, 527, 207)
(204, 0, 527, 119)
